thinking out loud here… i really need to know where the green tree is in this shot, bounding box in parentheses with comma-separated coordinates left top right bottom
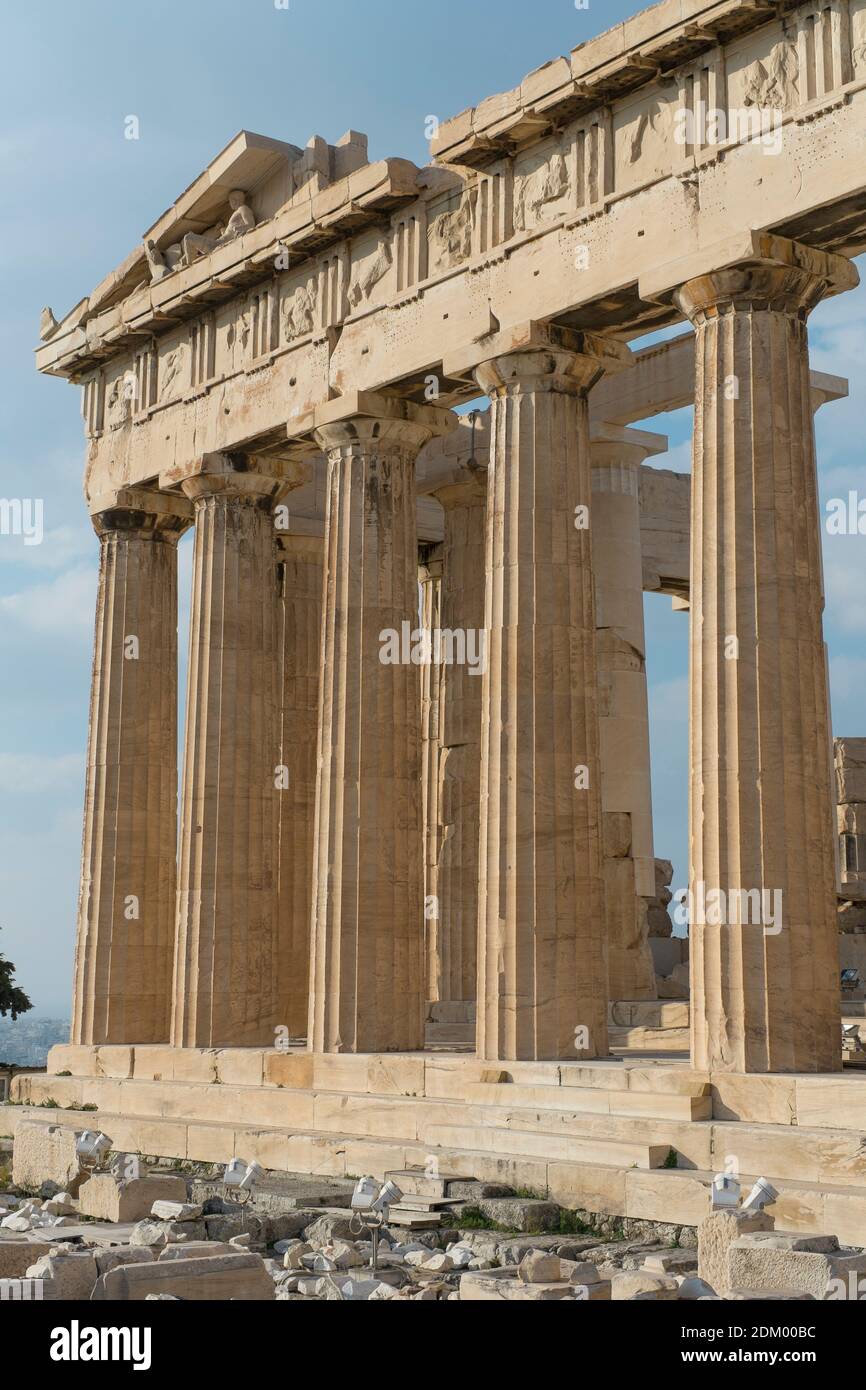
(0, 931, 32, 1020)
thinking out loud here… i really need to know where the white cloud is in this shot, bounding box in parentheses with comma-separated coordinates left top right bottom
(0, 521, 93, 572)
(0, 566, 96, 635)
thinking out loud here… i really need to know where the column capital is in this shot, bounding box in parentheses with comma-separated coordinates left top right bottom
(309, 391, 455, 458)
(590, 423, 669, 473)
(87, 487, 194, 541)
(642, 231, 858, 320)
(159, 451, 308, 505)
(445, 320, 632, 398)
(431, 468, 488, 511)
(811, 370, 849, 414)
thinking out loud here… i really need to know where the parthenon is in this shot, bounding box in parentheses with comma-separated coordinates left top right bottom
(15, 0, 866, 1253)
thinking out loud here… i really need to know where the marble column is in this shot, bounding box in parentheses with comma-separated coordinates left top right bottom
(419, 547, 444, 1003)
(463, 322, 632, 1061)
(811, 379, 848, 895)
(275, 531, 324, 1040)
(431, 473, 487, 1005)
(675, 241, 858, 1073)
(72, 490, 191, 1045)
(171, 453, 291, 1048)
(591, 425, 666, 1002)
(309, 396, 455, 1053)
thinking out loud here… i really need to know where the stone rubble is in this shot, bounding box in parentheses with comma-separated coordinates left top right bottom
(4, 1156, 865, 1302)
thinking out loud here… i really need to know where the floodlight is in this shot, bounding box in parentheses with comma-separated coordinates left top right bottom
(711, 1173, 740, 1209)
(741, 1176, 778, 1214)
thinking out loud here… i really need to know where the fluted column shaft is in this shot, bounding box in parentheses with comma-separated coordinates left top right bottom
(73, 498, 190, 1045)
(419, 551, 444, 1002)
(678, 256, 853, 1073)
(276, 533, 324, 1039)
(433, 476, 487, 1004)
(309, 403, 453, 1053)
(474, 331, 624, 1061)
(591, 428, 662, 1001)
(172, 459, 285, 1048)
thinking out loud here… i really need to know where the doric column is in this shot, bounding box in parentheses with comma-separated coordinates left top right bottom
(275, 530, 324, 1040)
(447, 322, 632, 1061)
(419, 546, 444, 1002)
(431, 473, 487, 1005)
(591, 425, 666, 1002)
(811, 378, 848, 895)
(673, 239, 858, 1073)
(72, 489, 192, 1045)
(171, 452, 297, 1048)
(309, 395, 455, 1053)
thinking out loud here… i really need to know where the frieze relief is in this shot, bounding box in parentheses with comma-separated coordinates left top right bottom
(616, 86, 678, 187)
(851, 0, 866, 71)
(427, 187, 478, 272)
(105, 368, 135, 430)
(348, 236, 393, 309)
(513, 143, 572, 233)
(158, 343, 186, 404)
(222, 304, 252, 375)
(742, 40, 800, 110)
(282, 275, 318, 342)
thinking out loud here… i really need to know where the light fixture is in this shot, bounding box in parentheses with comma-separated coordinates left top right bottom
(711, 1172, 741, 1209)
(741, 1176, 778, 1214)
(223, 1158, 262, 1207)
(75, 1130, 113, 1174)
(348, 1177, 404, 1272)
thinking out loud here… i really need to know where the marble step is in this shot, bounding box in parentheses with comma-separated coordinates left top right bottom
(608, 1025, 690, 1052)
(11, 1067, 866, 1178)
(418, 1123, 670, 1168)
(462, 1080, 711, 1120)
(13, 1070, 866, 1187)
(427, 1002, 476, 1025)
(383, 1169, 472, 1199)
(10, 1105, 866, 1248)
(12, 1068, 711, 1129)
(424, 1022, 473, 1047)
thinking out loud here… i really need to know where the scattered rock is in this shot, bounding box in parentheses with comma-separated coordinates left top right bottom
(611, 1271, 680, 1301)
(93, 1252, 275, 1301)
(518, 1251, 561, 1284)
(79, 1172, 189, 1224)
(151, 1200, 202, 1222)
(477, 1198, 561, 1234)
(26, 1250, 99, 1302)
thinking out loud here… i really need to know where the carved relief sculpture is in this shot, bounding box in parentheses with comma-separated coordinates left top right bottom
(348, 237, 393, 308)
(513, 147, 571, 231)
(428, 188, 478, 270)
(743, 41, 799, 110)
(159, 346, 184, 402)
(144, 238, 184, 282)
(282, 278, 318, 341)
(180, 190, 256, 268)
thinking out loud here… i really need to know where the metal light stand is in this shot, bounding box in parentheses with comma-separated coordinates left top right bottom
(349, 1207, 387, 1273)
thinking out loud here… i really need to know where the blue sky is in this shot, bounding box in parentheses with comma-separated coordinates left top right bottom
(1, 1, 864, 1016)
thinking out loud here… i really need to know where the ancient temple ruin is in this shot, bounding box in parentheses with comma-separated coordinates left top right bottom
(19, 0, 866, 1244)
